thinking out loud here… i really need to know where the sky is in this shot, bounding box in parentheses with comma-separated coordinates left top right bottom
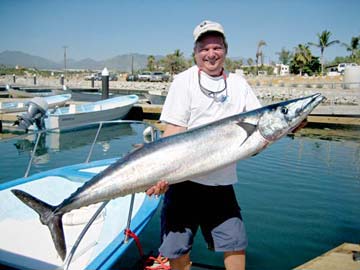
(1, 0, 359, 64)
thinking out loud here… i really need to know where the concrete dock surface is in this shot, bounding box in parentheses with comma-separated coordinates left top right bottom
(294, 243, 360, 270)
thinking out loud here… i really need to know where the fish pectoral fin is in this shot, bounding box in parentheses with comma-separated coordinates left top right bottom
(235, 122, 257, 147)
(236, 122, 257, 137)
(11, 189, 67, 261)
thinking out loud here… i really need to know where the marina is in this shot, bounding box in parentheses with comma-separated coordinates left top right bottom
(0, 122, 358, 270)
(1, 0, 360, 268)
(1, 96, 360, 136)
(0, 81, 359, 270)
(0, 98, 360, 269)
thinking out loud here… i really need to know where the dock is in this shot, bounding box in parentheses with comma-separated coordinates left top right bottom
(128, 103, 166, 131)
(1, 102, 359, 136)
(294, 243, 360, 270)
(128, 103, 360, 128)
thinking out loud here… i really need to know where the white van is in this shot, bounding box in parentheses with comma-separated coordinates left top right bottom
(337, 63, 358, 74)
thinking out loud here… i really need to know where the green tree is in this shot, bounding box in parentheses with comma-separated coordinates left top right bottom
(276, 47, 292, 65)
(291, 44, 313, 76)
(147, 55, 156, 71)
(342, 36, 360, 60)
(308, 30, 339, 74)
(224, 58, 243, 72)
(161, 49, 188, 75)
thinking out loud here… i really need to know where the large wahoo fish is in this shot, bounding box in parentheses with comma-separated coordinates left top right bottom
(12, 93, 325, 260)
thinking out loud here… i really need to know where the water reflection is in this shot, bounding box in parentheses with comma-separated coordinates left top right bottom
(14, 132, 49, 164)
(14, 124, 135, 156)
(295, 126, 360, 142)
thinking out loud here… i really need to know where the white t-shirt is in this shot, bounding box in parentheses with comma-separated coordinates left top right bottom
(160, 65, 261, 185)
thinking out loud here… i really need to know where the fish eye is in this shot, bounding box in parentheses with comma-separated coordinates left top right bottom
(281, 107, 288, 114)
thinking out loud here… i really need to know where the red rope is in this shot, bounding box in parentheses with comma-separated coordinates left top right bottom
(144, 254, 171, 270)
(124, 228, 144, 257)
(124, 229, 170, 269)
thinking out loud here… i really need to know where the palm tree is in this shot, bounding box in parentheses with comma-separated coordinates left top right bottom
(308, 30, 339, 74)
(255, 40, 267, 67)
(342, 36, 359, 60)
(161, 49, 188, 75)
(276, 47, 292, 65)
(293, 44, 312, 76)
(147, 55, 156, 71)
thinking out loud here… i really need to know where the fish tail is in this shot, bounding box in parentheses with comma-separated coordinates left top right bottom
(11, 189, 67, 261)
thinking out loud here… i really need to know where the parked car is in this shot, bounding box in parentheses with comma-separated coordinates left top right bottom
(138, 71, 152, 81)
(84, 74, 93, 81)
(109, 74, 118, 81)
(94, 73, 102, 81)
(126, 74, 138, 81)
(84, 73, 101, 81)
(150, 71, 170, 82)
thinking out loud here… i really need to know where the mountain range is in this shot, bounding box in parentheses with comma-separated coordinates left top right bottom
(0, 50, 157, 72)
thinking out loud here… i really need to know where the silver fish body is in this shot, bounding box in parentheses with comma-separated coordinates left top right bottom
(12, 93, 325, 260)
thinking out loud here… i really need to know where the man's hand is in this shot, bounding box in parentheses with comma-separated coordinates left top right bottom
(144, 123, 183, 198)
(146, 180, 169, 197)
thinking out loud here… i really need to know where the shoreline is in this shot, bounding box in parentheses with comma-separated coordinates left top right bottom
(1, 75, 359, 105)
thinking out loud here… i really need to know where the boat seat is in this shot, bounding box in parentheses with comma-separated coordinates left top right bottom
(69, 104, 77, 113)
(63, 203, 106, 226)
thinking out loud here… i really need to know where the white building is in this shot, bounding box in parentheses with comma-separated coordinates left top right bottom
(274, 64, 289, 76)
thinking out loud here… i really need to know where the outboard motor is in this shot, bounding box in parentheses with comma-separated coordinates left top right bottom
(14, 97, 48, 132)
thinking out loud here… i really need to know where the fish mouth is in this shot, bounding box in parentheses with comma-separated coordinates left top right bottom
(307, 93, 326, 107)
(300, 93, 326, 115)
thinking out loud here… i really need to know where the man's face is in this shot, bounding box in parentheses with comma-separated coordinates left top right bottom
(194, 35, 227, 76)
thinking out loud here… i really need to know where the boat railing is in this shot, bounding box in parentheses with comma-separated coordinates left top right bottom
(17, 120, 161, 269)
(22, 119, 161, 175)
(21, 119, 162, 270)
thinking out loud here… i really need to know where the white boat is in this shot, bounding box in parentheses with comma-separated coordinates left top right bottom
(0, 158, 160, 270)
(145, 90, 167, 105)
(0, 94, 72, 113)
(8, 87, 64, 98)
(0, 85, 9, 97)
(0, 120, 162, 270)
(45, 95, 139, 131)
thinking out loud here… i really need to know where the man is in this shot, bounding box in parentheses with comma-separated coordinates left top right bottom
(146, 20, 261, 270)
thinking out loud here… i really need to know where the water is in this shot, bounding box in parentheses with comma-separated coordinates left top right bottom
(0, 124, 359, 270)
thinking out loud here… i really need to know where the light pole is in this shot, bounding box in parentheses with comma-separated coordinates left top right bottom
(63, 46, 68, 80)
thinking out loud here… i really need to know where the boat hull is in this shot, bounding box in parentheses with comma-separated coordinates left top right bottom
(145, 90, 167, 105)
(8, 88, 63, 98)
(46, 95, 138, 131)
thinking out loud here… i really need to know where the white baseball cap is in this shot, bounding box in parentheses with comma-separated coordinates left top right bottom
(193, 20, 225, 42)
